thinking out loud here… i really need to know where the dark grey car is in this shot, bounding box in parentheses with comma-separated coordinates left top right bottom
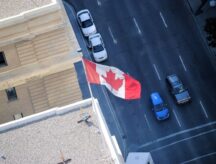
(166, 74, 191, 104)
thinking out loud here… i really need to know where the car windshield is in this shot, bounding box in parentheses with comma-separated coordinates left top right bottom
(174, 84, 185, 93)
(154, 104, 165, 112)
(81, 19, 93, 28)
(93, 45, 104, 52)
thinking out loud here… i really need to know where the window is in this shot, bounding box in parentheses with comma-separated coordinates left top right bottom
(6, 87, 17, 101)
(0, 52, 7, 67)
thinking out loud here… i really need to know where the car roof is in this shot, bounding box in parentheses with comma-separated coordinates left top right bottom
(89, 34, 102, 46)
(77, 10, 90, 21)
(168, 74, 179, 83)
(151, 92, 163, 105)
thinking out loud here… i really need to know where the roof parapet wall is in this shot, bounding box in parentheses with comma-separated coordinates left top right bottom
(0, 98, 124, 164)
(0, 98, 92, 133)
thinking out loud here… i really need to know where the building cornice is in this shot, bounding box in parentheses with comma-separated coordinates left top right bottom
(0, 52, 82, 90)
(0, 0, 60, 29)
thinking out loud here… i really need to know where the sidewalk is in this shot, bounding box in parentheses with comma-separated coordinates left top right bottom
(186, 0, 216, 69)
(63, 1, 127, 158)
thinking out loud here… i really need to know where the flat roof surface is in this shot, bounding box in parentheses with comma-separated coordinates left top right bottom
(0, 0, 53, 19)
(0, 106, 113, 164)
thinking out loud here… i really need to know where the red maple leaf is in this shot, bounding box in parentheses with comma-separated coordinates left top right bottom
(102, 69, 123, 91)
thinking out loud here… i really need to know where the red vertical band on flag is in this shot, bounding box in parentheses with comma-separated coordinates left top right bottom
(124, 74, 141, 99)
(83, 58, 100, 84)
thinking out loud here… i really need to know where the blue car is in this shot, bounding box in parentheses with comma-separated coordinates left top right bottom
(150, 92, 169, 120)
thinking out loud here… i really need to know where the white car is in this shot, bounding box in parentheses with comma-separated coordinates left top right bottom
(88, 33, 108, 62)
(77, 9, 97, 37)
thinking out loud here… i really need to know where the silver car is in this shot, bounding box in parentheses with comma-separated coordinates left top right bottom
(77, 9, 97, 37)
(88, 33, 108, 62)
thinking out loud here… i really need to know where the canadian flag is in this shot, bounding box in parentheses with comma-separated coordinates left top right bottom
(83, 58, 141, 99)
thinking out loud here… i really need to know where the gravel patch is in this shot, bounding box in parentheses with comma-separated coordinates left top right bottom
(0, 106, 113, 164)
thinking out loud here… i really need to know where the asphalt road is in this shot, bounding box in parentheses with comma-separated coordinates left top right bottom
(64, 0, 216, 163)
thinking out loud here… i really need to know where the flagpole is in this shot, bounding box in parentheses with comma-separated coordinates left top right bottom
(81, 57, 94, 100)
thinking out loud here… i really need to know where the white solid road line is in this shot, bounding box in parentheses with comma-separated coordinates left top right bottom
(199, 100, 209, 118)
(108, 26, 117, 44)
(173, 109, 182, 127)
(181, 152, 216, 164)
(97, 0, 101, 6)
(144, 114, 151, 131)
(138, 121, 216, 149)
(159, 12, 168, 28)
(153, 64, 161, 80)
(179, 55, 187, 72)
(133, 17, 142, 35)
(151, 129, 216, 152)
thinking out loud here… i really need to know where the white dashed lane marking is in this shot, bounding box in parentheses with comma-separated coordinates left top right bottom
(97, 0, 101, 6)
(108, 26, 117, 44)
(144, 114, 152, 131)
(179, 55, 187, 72)
(153, 64, 161, 81)
(159, 12, 168, 28)
(133, 17, 142, 35)
(199, 100, 209, 118)
(173, 109, 182, 127)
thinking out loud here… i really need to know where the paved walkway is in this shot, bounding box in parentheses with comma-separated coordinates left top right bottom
(63, 1, 127, 158)
(186, 0, 216, 69)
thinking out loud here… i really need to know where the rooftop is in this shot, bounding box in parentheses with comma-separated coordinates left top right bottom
(0, 0, 53, 19)
(0, 100, 113, 164)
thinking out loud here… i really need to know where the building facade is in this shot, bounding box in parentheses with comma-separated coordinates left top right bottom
(0, 0, 82, 124)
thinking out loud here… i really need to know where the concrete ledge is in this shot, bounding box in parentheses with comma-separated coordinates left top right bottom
(0, 107, 57, 133)
(0, 0, 60, 29)
(0, 98, 92, 133)
(56, 98, 92, 115)
(93, 99, 124, 164)
(0, 97, 124, 163)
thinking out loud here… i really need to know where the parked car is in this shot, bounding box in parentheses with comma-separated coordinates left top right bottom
(166, 74, 191, 104)
(150, 92, 169, 121)
(88, 33, 108, 62)
(77, 9, 97, 37)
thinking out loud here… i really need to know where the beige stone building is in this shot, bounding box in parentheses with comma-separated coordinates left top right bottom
(0, 0, 83, 124)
